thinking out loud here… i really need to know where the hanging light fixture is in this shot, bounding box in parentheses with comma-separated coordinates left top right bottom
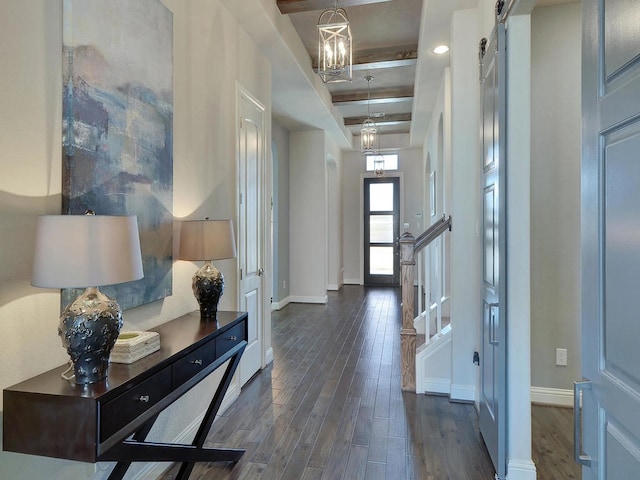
(373, 155, 385, 177)
(317, 0, 352, 83)
(361, 75, 378, 154)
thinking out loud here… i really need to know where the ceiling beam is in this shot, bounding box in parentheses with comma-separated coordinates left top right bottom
(353, 45, 418, 70)
(312, 45, 418, 71)
(344, 112, 411, 127)
(277, 0, 392, 15)
(332, 87, 413, 106)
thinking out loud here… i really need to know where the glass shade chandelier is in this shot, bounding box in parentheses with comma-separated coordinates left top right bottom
(361, 75, 378, 154)
(317, 0, 352, 83)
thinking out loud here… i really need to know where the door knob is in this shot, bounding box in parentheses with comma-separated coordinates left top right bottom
(258, 268, 264, 276)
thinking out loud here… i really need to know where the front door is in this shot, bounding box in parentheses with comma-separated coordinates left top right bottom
(238, 87, 265, 386)
(479, 24, 507, 479)
(364, 176, 400, 285)
(579, 0, 640, 477)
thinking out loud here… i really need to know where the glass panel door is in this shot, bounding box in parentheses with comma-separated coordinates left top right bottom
(364, 177, 400, 285)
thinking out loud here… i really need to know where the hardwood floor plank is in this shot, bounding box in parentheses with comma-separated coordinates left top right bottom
(343, 444, 369, 480)
(301, 466, 324, 480)
(307, 420, 339, 468)
(368, 416, 389, 464)
(385, 435, 407, 479)
(364, 461, 386, 480)
(251, 417, 294, 464)
(352, 405, 374, 446)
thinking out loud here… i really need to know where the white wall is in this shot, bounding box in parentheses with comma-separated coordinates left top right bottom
(342, 140, 424, 285)
(449, 8, 481, 402)
(289, 130, 328, 302)
(325, 134, 343, 291)
(271, 119, 290, 303)
(0, 1, 271, 478)
(530, 2, 582, 391)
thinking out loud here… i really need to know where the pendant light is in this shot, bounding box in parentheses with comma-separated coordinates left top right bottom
(361, 75, 378, 154)
(317, 0, 352, 83)
(373, 155, 385, 177)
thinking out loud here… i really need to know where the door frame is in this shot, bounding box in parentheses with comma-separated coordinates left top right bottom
(235, 82, 272, 373)
(359, 172, 404, 285)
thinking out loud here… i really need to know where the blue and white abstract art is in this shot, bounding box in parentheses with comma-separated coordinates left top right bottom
(62, 0, 173, 310)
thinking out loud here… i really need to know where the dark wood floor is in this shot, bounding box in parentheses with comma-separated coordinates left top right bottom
(160, 285, 578, 480)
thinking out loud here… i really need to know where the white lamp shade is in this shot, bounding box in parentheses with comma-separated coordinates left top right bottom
(179, 219, 236, 261)
(31, 215, 144, 289)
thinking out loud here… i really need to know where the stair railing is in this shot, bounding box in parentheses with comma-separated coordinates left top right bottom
(399, 214, 452, 391)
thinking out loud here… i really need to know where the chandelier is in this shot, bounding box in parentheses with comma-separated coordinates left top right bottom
(317, 0, 352, 83)
(361, 75, 378, 153)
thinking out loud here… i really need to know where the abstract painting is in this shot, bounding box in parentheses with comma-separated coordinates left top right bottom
(62, 0, 173, 310)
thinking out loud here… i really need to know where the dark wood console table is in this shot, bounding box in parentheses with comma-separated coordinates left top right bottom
(3, 310, 248, 480)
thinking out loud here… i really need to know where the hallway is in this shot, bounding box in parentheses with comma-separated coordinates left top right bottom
(162, 285, 495, 479)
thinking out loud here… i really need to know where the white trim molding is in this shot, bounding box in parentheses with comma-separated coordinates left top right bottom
(265, 347, 274, 365)
(343, 278, 362, 285)
(289, 295, 328, 304)
(530, 386, 573, 407)
(327, 284, 340, 291)
(450, 384, 476, 403)
(272, 296, 291, 311)
(506, 459, 537, 480)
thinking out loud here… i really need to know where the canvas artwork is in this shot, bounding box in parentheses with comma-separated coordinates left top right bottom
(62, 0, 173, 309)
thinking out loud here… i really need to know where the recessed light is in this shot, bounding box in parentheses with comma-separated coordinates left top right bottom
(433, 45, 450, 55)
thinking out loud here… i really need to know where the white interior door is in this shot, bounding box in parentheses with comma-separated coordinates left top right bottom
(479, 24, 507, 479)
(238, 87, 265, 387)
(579, 0, 640, 477)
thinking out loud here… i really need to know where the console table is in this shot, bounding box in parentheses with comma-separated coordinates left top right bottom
(3, 310, 248, 480)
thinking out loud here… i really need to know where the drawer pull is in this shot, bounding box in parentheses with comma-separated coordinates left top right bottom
(191, 359, 203, 365)
(138, 395, 150, 403)
(228, 336, 237, 341)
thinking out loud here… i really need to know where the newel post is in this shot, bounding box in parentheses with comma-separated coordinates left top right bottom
(399, 232, 416, 392)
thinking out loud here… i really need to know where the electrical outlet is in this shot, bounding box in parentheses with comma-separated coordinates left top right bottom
(556, 348, 567, 366)
(282, 280, 286, 289)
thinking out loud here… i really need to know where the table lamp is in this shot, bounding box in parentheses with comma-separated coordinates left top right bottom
(179, 218, 236, 320)
(31, 213, 144, 384)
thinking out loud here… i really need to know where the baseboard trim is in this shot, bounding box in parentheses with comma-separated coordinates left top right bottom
(450, 384, 476, 403)
(271, 296, 291, 311)
(506, 459, 537, 480)
(265, 347, 274, 365)
(128, 382, 240, 479)
(343, 278, 362, 285)
(421, 378, 451, 395)
(530, 386, 573, 407)
(289, 295, 328, 304)
(327, 284, 339, 291)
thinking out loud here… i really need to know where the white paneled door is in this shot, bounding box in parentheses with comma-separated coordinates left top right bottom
(238, 87, 265, 387)
(579, 0, 640, 477)
(479, 23, 507, 479)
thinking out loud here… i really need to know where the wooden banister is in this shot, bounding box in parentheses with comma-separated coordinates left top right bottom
(399, 215, 452, 392)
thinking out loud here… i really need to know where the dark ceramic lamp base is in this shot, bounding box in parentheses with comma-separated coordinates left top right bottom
(192, 261, 224, 320)
(58, 286, 123, 384)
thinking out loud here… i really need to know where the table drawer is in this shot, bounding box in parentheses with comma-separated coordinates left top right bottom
(216, 322, 245, 357)
(172, 339, 216, 387)
(100, 367, 172, 441)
